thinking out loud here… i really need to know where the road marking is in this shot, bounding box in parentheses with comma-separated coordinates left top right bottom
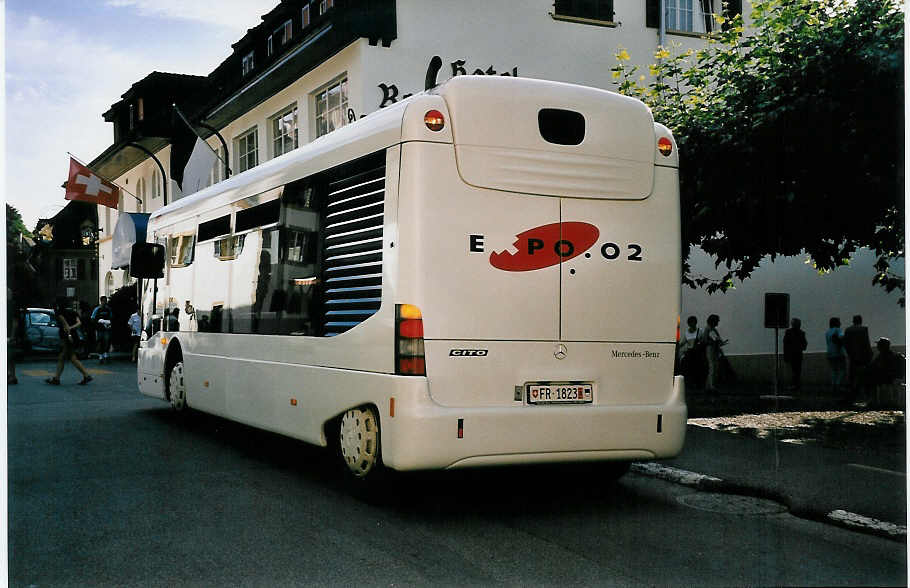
(21, 368, 113, 377)
(845, 463, 906, 477)
(631, 463, 722, 487)
(828, 510, 907, 537)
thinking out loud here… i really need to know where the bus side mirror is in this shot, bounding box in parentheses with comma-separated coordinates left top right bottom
(130, 243, 166, 279)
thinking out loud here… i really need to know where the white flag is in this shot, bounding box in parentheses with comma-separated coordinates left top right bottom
(182, 137, 218, 196)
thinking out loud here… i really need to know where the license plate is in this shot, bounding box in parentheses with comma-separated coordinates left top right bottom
(527, 383, 593, 404)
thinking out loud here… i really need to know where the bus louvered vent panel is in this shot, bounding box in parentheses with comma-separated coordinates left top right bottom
(323, 164, 385, 336)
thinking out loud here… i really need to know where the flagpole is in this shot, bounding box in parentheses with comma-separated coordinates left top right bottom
(173, 104, 230, 173)
(67, 152, 142, 204)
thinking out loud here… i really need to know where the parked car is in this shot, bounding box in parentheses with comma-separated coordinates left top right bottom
(20, 308, 61, 353)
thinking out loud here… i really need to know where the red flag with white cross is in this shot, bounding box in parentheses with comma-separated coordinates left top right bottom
(65, 157, 119, 209)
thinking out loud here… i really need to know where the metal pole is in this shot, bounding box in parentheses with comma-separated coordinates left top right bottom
(774, 326, 779, 396)
(127, 142, 168, 206)
(659, 0, 666, 48)
(197, 122, 232, 180)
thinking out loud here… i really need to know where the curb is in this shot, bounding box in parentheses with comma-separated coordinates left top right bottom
(631, 463, 907, 542)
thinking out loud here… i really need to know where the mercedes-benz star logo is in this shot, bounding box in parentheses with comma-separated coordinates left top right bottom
(554, 344, 568, 360)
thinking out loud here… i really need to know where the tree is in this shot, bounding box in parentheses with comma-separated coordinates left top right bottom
(613, 0, 904, 303)
(6, 204, 38, 308)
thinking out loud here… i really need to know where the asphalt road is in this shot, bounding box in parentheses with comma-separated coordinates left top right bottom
(8, 359, 907, 586)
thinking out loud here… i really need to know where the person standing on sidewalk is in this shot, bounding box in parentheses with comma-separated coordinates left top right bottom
(783, 318, 808, 391)
(704, 314, 728, 393)
(843, 314, 873, 403)
(46, 299, 92, 385)
(128, 306, 142, 363)
(91, 296, 113, 364)
(825, 317, 846, 396)
(677, 316, 706, 390)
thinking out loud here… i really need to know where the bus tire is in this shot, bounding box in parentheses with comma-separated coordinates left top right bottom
(167, 360, 187, 412)
(339, 405, 383, 480)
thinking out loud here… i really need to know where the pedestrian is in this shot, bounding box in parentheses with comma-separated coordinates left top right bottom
(825, 317, 846, 396)
(91, 295, 113, 364)
(184, 300, 197, 331)
(843, 314, 873, 403)
(166, 307, 180, 331)
(7, 288, 19, 385)
(703, 314, 728, 393)
(128, 306, 142, 363)
(783, 318, 808, 391)
(46, 299, 92, 385)
(677, 315, 706, 390)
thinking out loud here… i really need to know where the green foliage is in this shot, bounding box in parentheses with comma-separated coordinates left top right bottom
(613, 0, 904, 304)
(6, 204, 38, 307)
(6, 204, 31, 249)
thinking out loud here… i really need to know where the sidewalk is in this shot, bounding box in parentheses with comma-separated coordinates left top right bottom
(650, 387, 907, 540)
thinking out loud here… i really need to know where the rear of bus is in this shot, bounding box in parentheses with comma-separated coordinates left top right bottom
(382, 76, 685, 471)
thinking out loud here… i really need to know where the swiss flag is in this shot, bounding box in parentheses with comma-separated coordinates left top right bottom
(65, 157, 119, 209)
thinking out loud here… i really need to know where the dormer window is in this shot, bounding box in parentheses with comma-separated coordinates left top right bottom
(267, 35, 274, 56)
(242, 51, 255, 76)
(302, 4, 310, 28)
(319, 0, 334, 16)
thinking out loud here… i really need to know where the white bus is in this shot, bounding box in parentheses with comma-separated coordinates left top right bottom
(135, 75, 685, 482)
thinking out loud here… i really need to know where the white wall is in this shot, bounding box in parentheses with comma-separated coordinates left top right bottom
(683, 248, 906, 355)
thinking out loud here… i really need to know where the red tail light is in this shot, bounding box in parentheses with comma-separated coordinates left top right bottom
(396, 304, 426, 376)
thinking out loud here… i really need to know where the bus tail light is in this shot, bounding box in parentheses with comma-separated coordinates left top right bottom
(657, 137, 673, 156)
(396, 304, 426, 376)
(424, 110, 445, 132)
(676, 316, 681, 342)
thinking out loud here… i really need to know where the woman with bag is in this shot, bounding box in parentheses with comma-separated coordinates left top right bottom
(46, 299, 92, 385)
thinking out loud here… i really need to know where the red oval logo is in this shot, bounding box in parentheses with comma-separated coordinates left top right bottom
(489, 222, 600, 272)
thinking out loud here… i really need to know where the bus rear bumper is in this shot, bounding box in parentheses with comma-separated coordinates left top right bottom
(382, 375, 686, 471)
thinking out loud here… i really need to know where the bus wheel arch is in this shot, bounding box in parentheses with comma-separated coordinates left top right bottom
(337, 404, 383, 479)
(164, 341, 187, 412)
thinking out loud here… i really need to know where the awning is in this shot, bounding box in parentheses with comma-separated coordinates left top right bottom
(111, 212, 150, 269)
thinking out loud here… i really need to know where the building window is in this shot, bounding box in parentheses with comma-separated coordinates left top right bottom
(276, 20, 292, 46)
(137, 177, 146, 213)
(242, 51, 255, 76)
(666, 0, 709, 33)
(137, 98, 144, 121)
(313, 78, 347, 138)
(302, 4, 310, 27)
(267, 35, 274, 57)
(271, 105, 299, 157)
(319, 0, 334, 16)
(210, 144, 227, 184)
(63, 259, 78, 280)
(105, 272, 114, 296)
(554, 0, 614, 23)
(151, 169, 161, 201)
(235, 127, 259, 173)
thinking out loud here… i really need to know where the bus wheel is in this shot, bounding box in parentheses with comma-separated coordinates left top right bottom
(168, 361, 187, 412)
(339, 406, 382, 479)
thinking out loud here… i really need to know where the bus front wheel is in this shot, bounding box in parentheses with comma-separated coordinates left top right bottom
(339, 405, 382, 479)
(167, 361, 187, 412)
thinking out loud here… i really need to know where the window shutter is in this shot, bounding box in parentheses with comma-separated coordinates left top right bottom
(645, 0, 660, 28)
(77, 259, 86, 280)
(56, 258, 63, 279)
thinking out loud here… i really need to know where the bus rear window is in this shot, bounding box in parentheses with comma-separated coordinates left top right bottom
(538, 108, 585, 145)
